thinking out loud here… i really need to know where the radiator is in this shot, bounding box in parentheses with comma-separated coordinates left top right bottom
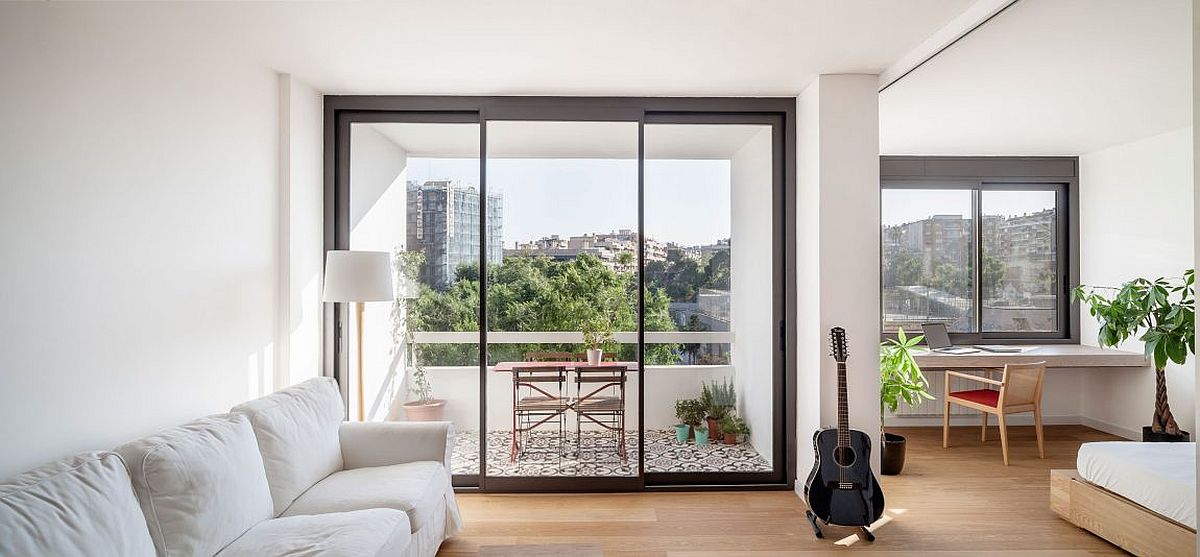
(890, 369, 985, 417)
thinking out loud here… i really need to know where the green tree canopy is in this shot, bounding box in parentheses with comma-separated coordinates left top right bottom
(412, 254, 679, 365)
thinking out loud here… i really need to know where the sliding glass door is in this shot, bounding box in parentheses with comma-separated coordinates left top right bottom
(327, 98, 793, 492)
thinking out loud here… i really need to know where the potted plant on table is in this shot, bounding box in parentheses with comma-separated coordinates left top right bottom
(1073, 269, 1195, 442)
(673, 398, 706, 443)
(581, 316, 615, 366)
(879, 327, 934, 475)
(700, 379, 736, 441)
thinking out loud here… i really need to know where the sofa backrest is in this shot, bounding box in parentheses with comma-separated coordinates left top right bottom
(231, 377, 345, 515)
(0, 451, 156, 557)
(116, 414, 273, 557)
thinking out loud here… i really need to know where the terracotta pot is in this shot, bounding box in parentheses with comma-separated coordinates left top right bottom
(402, 399, 447, 421)
(723, 432, 736, 445)
(706, 417, 722, 440)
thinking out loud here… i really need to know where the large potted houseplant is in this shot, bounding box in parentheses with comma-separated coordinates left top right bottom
(1073, 269, 1195, 442)
(393, 250, 446, 422)
(401, 363, 446, 421)
(879, 327, 934, 475)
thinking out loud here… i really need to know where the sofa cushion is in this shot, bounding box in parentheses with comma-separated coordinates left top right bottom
(231, 377, 345, 516)
(216, 509, 410, 557)
(281, 461, 451, 533)
(0, 451, 156, 557)
(116, 414, 273, 557)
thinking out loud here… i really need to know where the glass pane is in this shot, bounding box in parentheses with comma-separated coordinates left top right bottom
(982, 189, 1059, 332)
(485, 120, 639, 478)
(644, 123, 774, 475)
(348, 122, 481, 478)
(881, 188, 976, 333)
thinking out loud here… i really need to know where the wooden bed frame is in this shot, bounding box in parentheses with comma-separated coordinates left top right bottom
(1051, 469, 1196, 556)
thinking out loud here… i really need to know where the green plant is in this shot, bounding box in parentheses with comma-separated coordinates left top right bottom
(581, 315, 615, 352)
(879, 327, 934, 433)
(700, 379, 736, 420)
(1073, 269, 1195, 436)
(391, 249, 435, 405)
(409, 365, 433, 404)
(674, 398, 706, 427)
(718, 414, 749, 435)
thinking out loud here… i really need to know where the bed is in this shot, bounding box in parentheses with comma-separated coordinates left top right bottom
(1051, 441, 1196, 556)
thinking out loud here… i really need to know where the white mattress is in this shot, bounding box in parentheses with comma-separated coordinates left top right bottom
(1077, 441, 1196, 529)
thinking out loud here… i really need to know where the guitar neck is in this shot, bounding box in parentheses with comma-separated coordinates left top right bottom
(837, 361, 849, 447)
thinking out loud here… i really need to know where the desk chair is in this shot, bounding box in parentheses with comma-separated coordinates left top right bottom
(942, 361, 1046, 465)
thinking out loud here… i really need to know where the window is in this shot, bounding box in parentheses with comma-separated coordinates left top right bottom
(880, 157, 1076, 342)
(328, 97, 795, 492)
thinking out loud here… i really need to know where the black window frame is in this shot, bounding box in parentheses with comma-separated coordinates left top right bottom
(880, 156, 1080, 344)
(323, 96, 798, 493)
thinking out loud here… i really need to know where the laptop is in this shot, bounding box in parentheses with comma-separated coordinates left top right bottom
(920, 322, 979, 354)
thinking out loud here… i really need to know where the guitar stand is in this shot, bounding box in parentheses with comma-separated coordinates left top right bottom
(804, 511, 876, 542)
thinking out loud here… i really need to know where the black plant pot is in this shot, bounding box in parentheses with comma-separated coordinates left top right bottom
(881, 432, 906, 476)
(1142, 426, 1190, 442)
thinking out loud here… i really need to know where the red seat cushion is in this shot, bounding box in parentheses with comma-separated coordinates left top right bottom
(949, 388, 1000, 407)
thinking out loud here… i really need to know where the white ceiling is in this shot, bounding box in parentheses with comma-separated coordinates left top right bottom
(195, 0, 975, 96)
(879, 0, 1192, 156)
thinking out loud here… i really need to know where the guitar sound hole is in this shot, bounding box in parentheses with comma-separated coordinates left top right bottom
(833, 446, 856, 467)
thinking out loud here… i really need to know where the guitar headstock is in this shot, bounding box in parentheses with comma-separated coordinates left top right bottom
(830, 327, 848, 363)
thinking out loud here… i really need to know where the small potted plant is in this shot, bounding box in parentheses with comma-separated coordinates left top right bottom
(701, 379, 736, 440)
(718, 414, 748, 445)
(694, 422, 710, 446)
(1074, 270, 1195, 442)
(581, 316, 615, 366)
(879, 327, 934, 475)
(673, 398, 705, 443)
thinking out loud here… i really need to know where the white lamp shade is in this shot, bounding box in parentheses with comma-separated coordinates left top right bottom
(322, 250, 395, 302)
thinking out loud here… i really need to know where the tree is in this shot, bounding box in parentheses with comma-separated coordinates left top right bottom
(411, 254, 680, 366)
(981, 254, 1007, 299)
(883, 249, 924, 287)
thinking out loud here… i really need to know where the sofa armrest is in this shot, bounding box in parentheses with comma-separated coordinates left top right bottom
(338, 421, 454, 470)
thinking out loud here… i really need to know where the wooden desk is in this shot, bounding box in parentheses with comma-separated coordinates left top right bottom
(912, 345, 1146, 369)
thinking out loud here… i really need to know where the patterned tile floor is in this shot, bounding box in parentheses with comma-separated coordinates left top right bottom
(451, 429, 772, 477)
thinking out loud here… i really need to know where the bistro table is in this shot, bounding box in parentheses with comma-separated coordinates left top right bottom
(494, 361, 640, 462)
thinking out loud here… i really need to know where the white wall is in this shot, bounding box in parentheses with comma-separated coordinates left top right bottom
(347, 125, 410, 421)
(280, 75, 325, 387)
(1078, 127, 1196, 439)
(796, 75, 883, 491)
(731, 127, 776, 462)
(0, 4, 304, 477)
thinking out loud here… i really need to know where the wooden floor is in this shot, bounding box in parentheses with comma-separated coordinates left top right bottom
(439, 425, 1130, 556)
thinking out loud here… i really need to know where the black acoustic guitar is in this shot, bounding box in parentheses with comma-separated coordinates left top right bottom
(803, 327, 885, 541)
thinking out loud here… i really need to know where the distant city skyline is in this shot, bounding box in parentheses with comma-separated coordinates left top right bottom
(404, 157, 732, 246)
(882, 189, 1057, 227)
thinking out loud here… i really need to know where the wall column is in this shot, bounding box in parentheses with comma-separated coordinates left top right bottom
(796, 74, 882, 491)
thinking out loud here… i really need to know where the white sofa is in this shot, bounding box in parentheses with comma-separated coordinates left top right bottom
(0, 378, 460, 557)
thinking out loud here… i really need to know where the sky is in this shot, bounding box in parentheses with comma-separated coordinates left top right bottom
(406, 157, 733, 247)
(881, 188, 1057, 226)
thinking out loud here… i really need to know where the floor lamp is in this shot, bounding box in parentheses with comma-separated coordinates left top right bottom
(323, 250, 394, 421)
